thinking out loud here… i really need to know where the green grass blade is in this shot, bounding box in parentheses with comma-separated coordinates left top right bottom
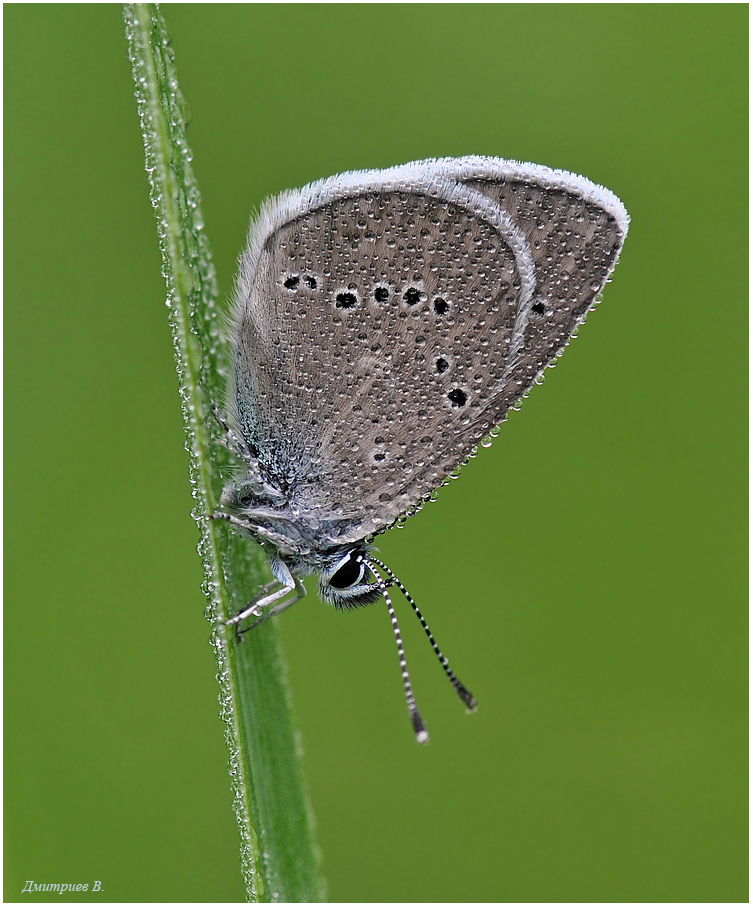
(123, 5, 326, 901)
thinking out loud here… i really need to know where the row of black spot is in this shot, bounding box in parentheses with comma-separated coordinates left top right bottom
(333, 285, 452, 314)
(282, 273, 451, 316)
(283, 274, 317, 290)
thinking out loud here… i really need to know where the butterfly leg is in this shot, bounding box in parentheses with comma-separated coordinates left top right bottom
(226, 559, 307, 638)
(209, 511, 308, 556)
(234, 580, 307, 638)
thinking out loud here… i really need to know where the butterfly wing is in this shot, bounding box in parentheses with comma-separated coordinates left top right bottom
(228, 159, 628, 546)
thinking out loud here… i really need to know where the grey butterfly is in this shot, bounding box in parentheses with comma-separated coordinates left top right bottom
(211, 156, 629, 743)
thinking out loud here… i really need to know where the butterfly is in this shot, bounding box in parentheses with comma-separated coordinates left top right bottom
(211, 156, 629, 742)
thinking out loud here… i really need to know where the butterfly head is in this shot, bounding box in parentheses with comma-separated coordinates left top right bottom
(317, 546, 385, 610)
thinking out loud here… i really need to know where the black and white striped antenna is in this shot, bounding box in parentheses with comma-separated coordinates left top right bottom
(364, 555, 477, 744)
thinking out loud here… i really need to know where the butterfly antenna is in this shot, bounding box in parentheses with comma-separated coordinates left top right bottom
(372, 572, 429, 745)
(368, 556, 477, 712)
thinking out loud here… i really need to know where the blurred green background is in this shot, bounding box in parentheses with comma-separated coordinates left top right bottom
(5, 4, 747, 903)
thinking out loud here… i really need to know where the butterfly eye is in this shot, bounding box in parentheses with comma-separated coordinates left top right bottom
(329, 553, 365, 590)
